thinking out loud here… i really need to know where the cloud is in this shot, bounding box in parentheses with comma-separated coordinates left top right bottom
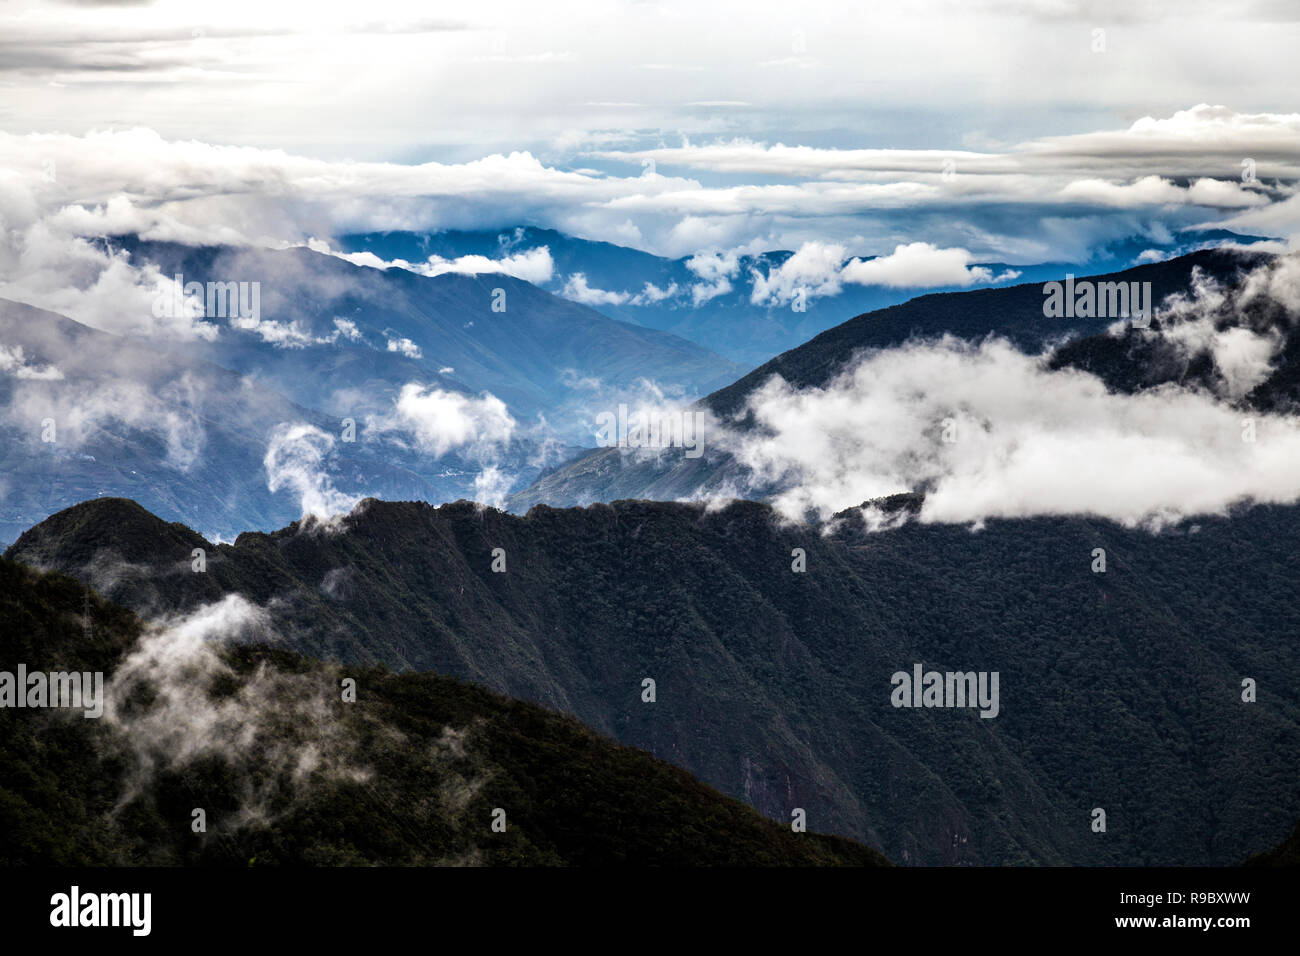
(749, 240, 1013, 306)
(695, 255, 1300, 527)
(719, 334, 1300, 528)
(104, 593, 372, 821)
(685, 250, 740, 305)
(561, 273, 630, 306)
(559, 272, 679, 307)
(6, 371, 207, 470)
(1060, 175, 1267, 209)
(1152, 257, 1300, 398)
(749, 241, 847, 306)
(385, 336, 422, 358)
(0, 104, 1291, 284)
(421, 247, 554, 283)
(372, 383, 516, 458)
(601, 105, 1300, 184)
(0, 221, 219, 342)
(330, 317, 362, 342)
(629, 281, 678, 305)
(229, 314, 318, 349)
(841, 242, 1002, 289)
(264, 422, 362, 521)
(472, 464, 512, 507)
(0, 343, 63, 380)
(321, 241, 555, 284)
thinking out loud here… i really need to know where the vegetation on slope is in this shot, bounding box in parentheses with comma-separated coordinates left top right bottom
(0, 557, 884, 866)
(11, 495, 1299, 866)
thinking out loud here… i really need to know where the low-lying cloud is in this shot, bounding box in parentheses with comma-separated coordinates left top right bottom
(721, 335, 1300, 528)
(264, 422, 363, 522)
(689, 254, 1300, 528)
(749, 240, 1019, 307)
(103, 593, 374, 828)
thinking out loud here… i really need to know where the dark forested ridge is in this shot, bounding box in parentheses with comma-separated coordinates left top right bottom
(10, 494, 1299, 866)
(0, 557, 885, 866)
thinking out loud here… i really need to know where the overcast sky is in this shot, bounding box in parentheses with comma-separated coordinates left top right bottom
(3, 0, 1300, 261)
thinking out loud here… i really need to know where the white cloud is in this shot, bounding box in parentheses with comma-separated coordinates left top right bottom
(0, 221, 220, 342)
(264, 421, 362, 521)
(385, 336, 422, 358)
(0, 343, 63, 380)
(324, 243, 556, 284)
(630, 281, 679, 305)
(685, 250, 739, 305)
(602, 105, 1300, 185)
(105, 592, 370, 815)
(331, 317, 362, 342)
(230, 314, 318, 348)
(7, 372, 207, 470)
(0, 103, 1294, 293)
(749, 240, 1009, 305)
(472, 464, 513, 507)
(721, 335, 1300, 528)
(558, 273, 679, 307)
(749, 241, 847, 306)
(1152, 259, 1299, 399)
(1059, 175, 1267, 209)
(421, 246, 554, 283)
(702, 254, 1300, 526)
(375, 383, 516, 458)
(840, 242, 997, 289)
(561, 273, 629, 306)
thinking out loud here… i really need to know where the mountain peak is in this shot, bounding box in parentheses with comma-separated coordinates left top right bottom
(4, 497, 208, 573)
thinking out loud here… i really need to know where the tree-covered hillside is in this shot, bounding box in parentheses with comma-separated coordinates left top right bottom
(0, 557, 884, 866)
(11, 495, 1298, 866)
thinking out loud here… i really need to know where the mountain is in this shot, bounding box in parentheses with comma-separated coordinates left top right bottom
(115, 237, 745, 436)
(507, 247, 1279, 511)
(0, 556, 885, 866)
(0, 235, 748, 543)
(11, 494, 1299, 866)
(337, 227, 1275, 365)
(0, 298, 445, 545)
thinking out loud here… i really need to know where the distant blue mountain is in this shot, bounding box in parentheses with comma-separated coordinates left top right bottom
(336, 226, 1276, 365)
(508, 247, 1276, 511)
(0, 237, 751, 542)
(115, 238, 744, 437)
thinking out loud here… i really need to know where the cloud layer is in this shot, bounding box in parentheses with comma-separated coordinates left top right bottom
(701, 255, 1300, 528)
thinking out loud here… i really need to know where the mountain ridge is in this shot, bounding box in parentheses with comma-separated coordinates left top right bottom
(507, 247, 1280, 511)
(11, 493, 1299, 866)
(0, 554, 886, 866)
